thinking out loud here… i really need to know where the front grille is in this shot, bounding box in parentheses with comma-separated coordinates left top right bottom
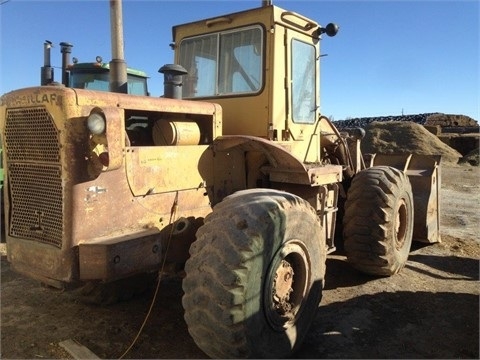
(5, 107, 60, 162)
(8, 164, 63, 246)
(4, 107, 64, 248)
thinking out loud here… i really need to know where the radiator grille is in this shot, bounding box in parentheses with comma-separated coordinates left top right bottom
(5, 107, 60, 162)
(4, 107, 64, 248)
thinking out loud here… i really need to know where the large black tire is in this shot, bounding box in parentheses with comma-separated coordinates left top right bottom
(182, 189, 326, 358)
(343, 166, 414, 276)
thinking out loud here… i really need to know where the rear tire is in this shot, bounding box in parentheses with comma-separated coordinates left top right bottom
(182, 189, 326, 358)
(343, 166, 414, 276)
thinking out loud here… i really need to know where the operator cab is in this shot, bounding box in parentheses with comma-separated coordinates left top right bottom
(172, 4, 337, 149)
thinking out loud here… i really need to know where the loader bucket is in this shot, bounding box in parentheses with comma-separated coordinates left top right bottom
(406, 155, 441, 243)
(370, 154, 441, 244)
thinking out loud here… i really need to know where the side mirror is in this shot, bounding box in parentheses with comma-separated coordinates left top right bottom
(318, 23, 339, 37)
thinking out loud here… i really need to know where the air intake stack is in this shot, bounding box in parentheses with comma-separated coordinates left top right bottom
(40, 40, 54, 85)
(159, 64, 188, 99)
(60, 42, 73, 87)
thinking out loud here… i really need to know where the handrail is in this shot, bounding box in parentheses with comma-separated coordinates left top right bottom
(281, 11, 317, 31)
(206, 17, 233, 27)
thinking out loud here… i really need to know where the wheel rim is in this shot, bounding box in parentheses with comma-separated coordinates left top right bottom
(395, 199, 408, 250)
(264, 241, 310, 331)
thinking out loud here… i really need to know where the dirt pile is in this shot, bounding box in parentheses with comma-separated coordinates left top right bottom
(334, 113, 479, 162)
(425, 113, 478, 127)
(361, 121, 462, 164)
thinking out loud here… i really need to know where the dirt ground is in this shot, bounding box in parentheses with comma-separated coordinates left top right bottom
(1, 163, 479, 359)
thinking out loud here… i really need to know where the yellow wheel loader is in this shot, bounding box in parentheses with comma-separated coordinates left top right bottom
(0, 1, 441, 358)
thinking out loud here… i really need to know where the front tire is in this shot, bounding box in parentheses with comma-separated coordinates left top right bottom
(343, 166, 414, 276)
(182, 189, 326, 358)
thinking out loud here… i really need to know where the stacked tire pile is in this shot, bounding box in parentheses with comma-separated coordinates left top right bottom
(333, 113, 436, 128)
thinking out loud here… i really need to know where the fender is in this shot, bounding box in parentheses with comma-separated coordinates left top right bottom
(214, 135, 342, 186)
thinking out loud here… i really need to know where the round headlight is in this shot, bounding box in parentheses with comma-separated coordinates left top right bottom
(87, 112, 106, 135)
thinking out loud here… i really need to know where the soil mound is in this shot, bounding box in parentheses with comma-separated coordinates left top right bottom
(425, 113, 478, 127)
(361, 121, 462, 164)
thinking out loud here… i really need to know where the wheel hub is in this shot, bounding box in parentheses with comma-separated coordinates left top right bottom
(395, 199, 408, 250)
(272, 259, 294, 314)
(265, 241, 310, 330)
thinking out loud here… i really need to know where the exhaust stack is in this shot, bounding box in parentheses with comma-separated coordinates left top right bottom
(60, 42, 73, 87)
(40, 40, 54, 85)
(109, 0, 128, 93)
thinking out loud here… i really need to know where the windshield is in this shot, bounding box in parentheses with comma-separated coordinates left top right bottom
(179, 26, 263, 98)
(70, 71, 148, 96)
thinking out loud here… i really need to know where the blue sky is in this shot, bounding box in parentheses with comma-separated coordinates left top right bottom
(1, 0, 478, 121)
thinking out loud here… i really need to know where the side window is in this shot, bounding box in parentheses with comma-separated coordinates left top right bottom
(127, 75, 148, 96)
(179, 26, 263, 98)
(291, 39, 316, 124)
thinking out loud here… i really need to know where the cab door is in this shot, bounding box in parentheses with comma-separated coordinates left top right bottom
(284, 27, 321, 162)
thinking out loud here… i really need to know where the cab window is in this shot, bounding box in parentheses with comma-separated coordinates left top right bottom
(291, 39, 316, 124)
(179, 26, 263, 98)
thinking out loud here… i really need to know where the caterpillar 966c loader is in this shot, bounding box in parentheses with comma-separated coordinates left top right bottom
(0, 1, 441, 358)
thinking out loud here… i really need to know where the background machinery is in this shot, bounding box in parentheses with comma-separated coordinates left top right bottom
(41, 40, 149, 96)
